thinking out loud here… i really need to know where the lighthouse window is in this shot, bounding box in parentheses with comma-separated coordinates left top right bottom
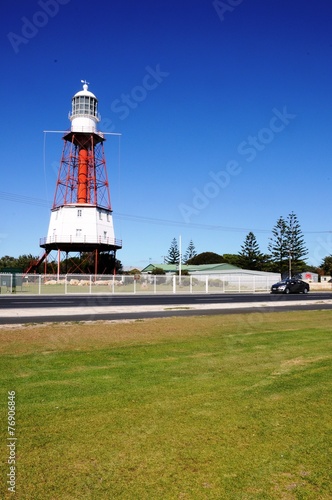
(72, 95, 97, 116)
(72, 97, 82, 115)
(99, 211, 102, 220)
(77, 209, 82, 217)
(76, 229, 82, 237)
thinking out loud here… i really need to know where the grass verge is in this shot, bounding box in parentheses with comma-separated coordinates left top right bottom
(0, 310, 331, 499)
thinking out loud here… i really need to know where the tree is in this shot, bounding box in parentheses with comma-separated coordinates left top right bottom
(183, 240, 197, 263)
(0, 255, 18, 269)
(165, 238, 180, 264)
(0, 254, 39, 272)
(238, 232, 264, 270)
(151, 267, 166, 275)
(222, 253, 242, 267)
(268, 213, 308, 276)
(98, 253, 123, 274)
(186, 252, 225, 265)
(286, 212, 308, 275)
(17, 254, 42, 272)
(320, 255, 332, 277)
(124, 268, 141, 276)
(0, 253, 123, 274)
(268, 216, 288, 274)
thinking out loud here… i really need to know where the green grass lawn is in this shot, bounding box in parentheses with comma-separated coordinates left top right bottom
(1, 311, 332, 499)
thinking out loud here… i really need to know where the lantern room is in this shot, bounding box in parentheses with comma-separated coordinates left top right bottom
(69, 80, 100, 133)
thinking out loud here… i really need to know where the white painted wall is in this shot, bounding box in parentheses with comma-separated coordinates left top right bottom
(45, 205, 116, 244)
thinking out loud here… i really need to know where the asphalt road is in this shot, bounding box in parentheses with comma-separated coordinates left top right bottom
(1, 292, 332, 324)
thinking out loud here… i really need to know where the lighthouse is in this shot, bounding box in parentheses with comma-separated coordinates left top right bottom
(39, 81, 122, 274)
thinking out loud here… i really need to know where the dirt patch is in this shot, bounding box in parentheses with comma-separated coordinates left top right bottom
(272, 355, 330, 375)
(0, 316, 223, 355)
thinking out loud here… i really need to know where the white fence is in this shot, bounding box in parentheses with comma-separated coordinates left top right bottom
(0, 273, 277, 295)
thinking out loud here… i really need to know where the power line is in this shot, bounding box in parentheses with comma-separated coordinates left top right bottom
(0, 190, 331, 235)
(0, 191, 51, 207)
(115, 212, 271, 233)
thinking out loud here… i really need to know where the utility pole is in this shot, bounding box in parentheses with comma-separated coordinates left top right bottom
(179, 234, 182, 284)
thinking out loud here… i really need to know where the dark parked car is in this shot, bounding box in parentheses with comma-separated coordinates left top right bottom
(271, 278, 310, 294)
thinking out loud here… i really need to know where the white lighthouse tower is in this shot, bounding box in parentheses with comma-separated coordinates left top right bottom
(39, 81, 122, 274)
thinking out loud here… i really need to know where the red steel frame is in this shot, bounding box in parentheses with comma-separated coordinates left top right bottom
(53, 132, 112, 210)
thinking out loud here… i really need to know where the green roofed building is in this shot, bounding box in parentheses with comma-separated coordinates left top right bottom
(140, 263, 280, 281)
(141, 263, 241, 274)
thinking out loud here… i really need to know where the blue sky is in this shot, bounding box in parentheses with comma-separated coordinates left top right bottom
(1, 0, 332, 269)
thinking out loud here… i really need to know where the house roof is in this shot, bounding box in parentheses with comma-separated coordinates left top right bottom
(140, 263, 280, 279)
(140, 263, 241, 273)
